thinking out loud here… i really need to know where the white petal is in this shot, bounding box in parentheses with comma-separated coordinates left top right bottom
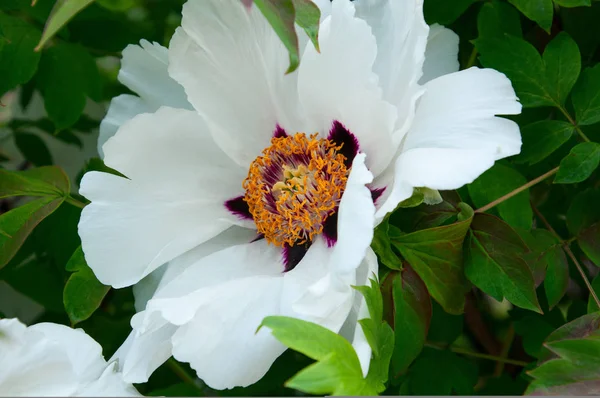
(79, 107, 246, 288)
(298, 0, 397, 177)
(74, 363, 141, 397)
(420, 24, 460, 84)
(98, 41, 192, 158)
(353, 0, 429, 140)
(168, 0, 302, 167)
(376, 68, 522, 217)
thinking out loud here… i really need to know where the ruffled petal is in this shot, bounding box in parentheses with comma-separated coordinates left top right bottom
(420, 24, 460, 84)
(79, 107, 246, 288)
(168, 0, 303, 167)
(377, 68, 522, 217)
(74, 363, 141, 397)
(98, 95, 150, 158)
(297, 0, 397, 177)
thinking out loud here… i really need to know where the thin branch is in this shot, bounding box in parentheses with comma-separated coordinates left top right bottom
(532, 204, 600, 309)
(476, 167, 559, 214)
(558, 105, 591, 142)
(425, 342, 529, 367)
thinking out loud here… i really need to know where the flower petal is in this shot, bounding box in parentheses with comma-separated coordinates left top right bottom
(79, 107, 246, 288)
(298, 0, 397, 176)
(74, 363, 141, 397)
(98, 40, 191, 157)
(168, 0, 303, 167)
(420, 24, 460, 84)
(377, 68, 522, 217)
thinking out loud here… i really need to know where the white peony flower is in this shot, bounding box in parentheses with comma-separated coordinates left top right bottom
(0, 318, 140, 397)
(79, 0, 521, 390)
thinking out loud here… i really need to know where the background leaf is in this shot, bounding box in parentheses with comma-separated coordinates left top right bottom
(555, 142, 600, 184)
(507, 0, 554, 33)
(571, 64, 600, 126)
(36, 0, 95, 51)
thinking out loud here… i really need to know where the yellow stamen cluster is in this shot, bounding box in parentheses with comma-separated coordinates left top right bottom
(243, 133, 349, 247)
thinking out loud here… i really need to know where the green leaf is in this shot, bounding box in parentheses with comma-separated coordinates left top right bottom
(36, 0, 95, 51)
(371, 218, 402, 270)
(475, 35, 553, 108)
(382, 266, 431, 375)
(554, 0, 592, 7)
(468, 163, 533, 229)
(567, 189, 600, 235)
(516, 120, 574, 165)
(543, 32, 581, 106)
(0, 12, 42, 97)
(477, 0, 523, 38)
(391, 203, 473, 314)
(466, 213, 542, 313)
(0, 166, 69, 199)
(392, 190, 463, 232)
(291, 0, 320, 52)
(579, 222, 600, 267)
(544, 243, 569, 309)
(14, 132, 53, 167)
(423, 0, 476, 25)
(427, 301, 464, 345)
(37, 42, 102, 130)
(514, 313, 556, 357)
(507, 0, 554, 32)
(254, 0, 299, 74)
(572, 64, 600, 126)
(555, 142, 600, 184)
(0, 196, 64, 270)
(96, 0, 137, 12)
(63, 246, 110, 324)
(587, 275, 600, 312)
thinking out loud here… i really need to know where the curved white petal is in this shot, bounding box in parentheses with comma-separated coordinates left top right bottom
(376, 68, 522, 217)
(79, 107, 246, 288)
(98, 40, 192, 158)
(168, 0, 303, 167)
(74, 363, 142, 397)
(298, 0, 397, 177)
(353, 0, 429, 140)
(420, 24, 460, 84)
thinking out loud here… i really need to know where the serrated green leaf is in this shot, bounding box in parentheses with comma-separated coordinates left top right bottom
(554, 0, 592, 7)
(0, 196, 64, 270)
(391, 204, 473, 314)
(423, 0, 476, 25)
(543, 32, 581, 106)
(14, 132, 53, 167)
(508, 0, 554, 32)
(63, 246, 110, 324)
(254, 0, 299, 74)
(0, 166, 69, 199)
(517, 120, 574, 165)
(36, 0, 95, 51)
(0, 12, 42, 97)
(477, 0, 523, 38)
(291, 0, 320, 52)
(555, 142, 600, 184)
(579, 222, 600, 267)
(468, 163, 533, 229)
(572, 64, 600, 126)
(466, 213, 541, 313)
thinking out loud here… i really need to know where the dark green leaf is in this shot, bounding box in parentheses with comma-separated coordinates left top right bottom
(554, 0, 592, 6)
(587, 274, 600, 312)
(555, 142, 600, 184)
(579, 222, 600, 267)
(424, 0, 477, 25)
(543, 32, 581, 106)
(392, 190, 462, 232)
(427, 301, 464, 345)
(507, 0, 554, 32)
(572, 64, 600, 126)
(63, 246, 110, 325)
(291, 0, 320, 52)
(96, 0, 137, 12)
(514, 314, 556, 357)
(466, 213, 541, 313)
(254, 0, 299, 74)
(477, 0, 523, 38)
(0, 196, 64, 270)
(36, 0, 95, 51)
(371, 218, 402, 270)
(468, 163, 533, 229)
(391, 204, 473, 314)
(0, 12, 42, 97)
(517, 120, 574, 165)
(14, 132, 53, 167)
(0, 166, 69, 199)
(544, 243, 569, 309)
(567, 189, 600, 235)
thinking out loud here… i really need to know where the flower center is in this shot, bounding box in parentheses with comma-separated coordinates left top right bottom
(243, 133, 349, 247)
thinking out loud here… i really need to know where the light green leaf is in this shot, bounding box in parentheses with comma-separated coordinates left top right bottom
(554, 0, 592, 7)
(508, 0, 554, 33)
(0, 12, 42, 97)
(0, 196, 64, 270)
(572, 64, 600, 126)
(391, 203, 473, 314)
(291, 0, 320, 52)
(36, 0, 95, 51)
(477, 0, 523, 38)
(555, 142, 600, 184)
(543, 32, 581, 106)
(517, 120, 574, 165)
(466, 213, 542, 313)
(63, 246, 110, 324)
(0, 166, 69, 199)
(468, 163, 533, 229)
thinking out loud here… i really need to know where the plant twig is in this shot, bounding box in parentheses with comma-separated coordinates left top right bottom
(476, 167, 560, 214)
(425, 342, 529, 367)
(558, 105, 591, 142)
(65, 196, 87, 209)
(532, 204, 600, 309)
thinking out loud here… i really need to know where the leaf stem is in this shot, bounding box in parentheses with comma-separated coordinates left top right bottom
(465, 46, 478, 69)
(166, 358, 204, 395)
(531, 204, 600, 309)
(493, 324, 515, 377)
(558, 105, 590, 142)
(425, 342, 529, 367)
(475, 167, 559, 214)
(65, 196, 86, 209)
